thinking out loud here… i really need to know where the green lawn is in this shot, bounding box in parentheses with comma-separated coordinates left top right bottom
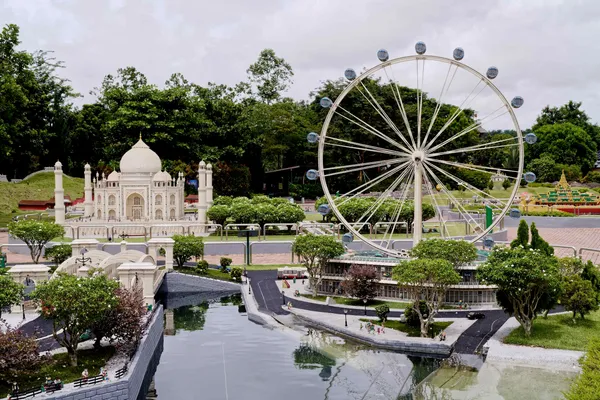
(503, 310, 600, 351)
(241, 264, 302, 270)
(0, 346, 114, 397)
(0, 172, 84, 227)
(173, 266, 241, 283)
(360, 318, 453, 338)
(299, 294, 409, 310)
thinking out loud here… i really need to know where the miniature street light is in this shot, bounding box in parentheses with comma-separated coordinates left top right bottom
(344, 309, 348, 327)
(363, 299, 367, 315)
(75, 248, 92, 267)
(282, 290, 286, 305)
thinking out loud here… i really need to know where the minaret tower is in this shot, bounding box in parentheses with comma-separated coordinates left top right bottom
(84, 163, 93, 217)
(198, 161, 207, 224)
(54, 161, 65, 224)
(206, 163, 213, 208)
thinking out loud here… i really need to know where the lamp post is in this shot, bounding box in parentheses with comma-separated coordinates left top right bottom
(344, 309, 348, 327)
(23, 274, 33, 320)
(75, 248, 92, 267)
(282, 290, 286, 305)
(363, 299, 367, 316)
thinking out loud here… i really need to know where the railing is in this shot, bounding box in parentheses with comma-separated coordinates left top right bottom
(579, 247, 600, 264)
(73, 374, 105, 388)
(224, 224, 261, 240)
(188, 224, 223, 239)
(115, 364, 128, 379)
(10, 387, 44, 399)
(149, 224, 185, 238)
(249, 241, 294, 264)
(262, 223, 298, 240)
(204, 242, 247, 264)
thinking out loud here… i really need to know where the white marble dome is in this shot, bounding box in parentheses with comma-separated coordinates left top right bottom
(120, 138, 161, 174)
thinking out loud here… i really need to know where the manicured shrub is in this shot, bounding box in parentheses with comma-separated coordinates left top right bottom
(196, 260, 209, 274)
(220, 257, 232, 272)
(230, 267, 243, 282)
(375, 305, 390, 322)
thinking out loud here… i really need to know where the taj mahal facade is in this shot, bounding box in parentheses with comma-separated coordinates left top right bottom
(53, 136, 215, 236)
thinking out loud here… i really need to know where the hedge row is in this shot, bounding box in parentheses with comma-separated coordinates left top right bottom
(207, 195, 305, 227)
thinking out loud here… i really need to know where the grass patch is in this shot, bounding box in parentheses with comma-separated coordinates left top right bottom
(173, 266, 239, 283)
(360, 318, 453, 338)
(242, 264, 302, 270)
(0, 346, 115, 397)
(0, 172, 84, 225)
(299, 294, 409, 309)
(503, 310, 600, 351)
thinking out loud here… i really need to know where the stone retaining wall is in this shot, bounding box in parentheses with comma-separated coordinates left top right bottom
(289, 309, 453, 356)
(37, 305, 164, 400)
(240, 281, 273, 326)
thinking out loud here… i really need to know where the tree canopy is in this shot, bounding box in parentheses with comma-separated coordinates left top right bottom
(292, 234, 345, 297)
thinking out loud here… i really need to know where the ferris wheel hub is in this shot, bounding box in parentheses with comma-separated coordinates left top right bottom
(411, 150, 426, 163)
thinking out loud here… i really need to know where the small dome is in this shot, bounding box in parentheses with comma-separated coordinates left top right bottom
(54, 161, 62, 168)
(107, 171, 120, 181)
(119, 139, 162, 174)
(153, 171, 171, 181)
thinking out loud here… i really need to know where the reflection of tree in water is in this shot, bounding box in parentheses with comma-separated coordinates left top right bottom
(173, 302, 209, 332)
(219, 294, 243, 306)
(293, 344, 336, 373)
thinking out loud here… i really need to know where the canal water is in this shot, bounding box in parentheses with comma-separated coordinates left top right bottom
(150, 294, 441, 399)
(149, 294, 576, 400)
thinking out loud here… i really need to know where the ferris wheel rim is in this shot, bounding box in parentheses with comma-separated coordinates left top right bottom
(316, 53, 524, 257)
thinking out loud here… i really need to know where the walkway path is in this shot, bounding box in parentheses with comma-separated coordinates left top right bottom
(247, 270, 565, 355)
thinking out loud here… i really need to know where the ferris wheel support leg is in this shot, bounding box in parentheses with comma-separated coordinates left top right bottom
(413, 162, 423, 245)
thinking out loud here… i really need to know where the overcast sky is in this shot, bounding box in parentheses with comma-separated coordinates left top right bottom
(2, 0, 600, 130)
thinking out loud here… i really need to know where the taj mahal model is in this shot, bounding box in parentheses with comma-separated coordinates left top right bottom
(53, 136, 214, 227)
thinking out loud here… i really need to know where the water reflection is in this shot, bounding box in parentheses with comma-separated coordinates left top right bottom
(151, 295, 441, 400)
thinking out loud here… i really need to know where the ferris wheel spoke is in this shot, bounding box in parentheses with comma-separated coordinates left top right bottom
(425, 161, 508, 211)
(383, 66, 417, 150)
(427, 158, 520, 179)
(336, 106, 411, 154)
(423, 163, 486, 234)
(323, 157, 408, 178)
(325, 136, 407, 157)
(416, 58, 426, 147)
(355, 82, 414, 153)
(427, 105, 508, 153)
(423, 79, 486, 151)
(336, 161, 411, 207)
(382, 168, 414, 247)
(422, 168, 449, 238)
(422, 64, 459, 147)
(354, 165, 412, 226)
(428, 136, 518, 158)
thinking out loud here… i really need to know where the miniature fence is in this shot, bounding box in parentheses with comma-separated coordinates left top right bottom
(73, 374, 105, 388)
(115, 364, 128, 379)
(11, 382, 62, 399)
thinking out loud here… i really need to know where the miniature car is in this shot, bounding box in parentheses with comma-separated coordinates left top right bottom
(467, 312, 486, 320)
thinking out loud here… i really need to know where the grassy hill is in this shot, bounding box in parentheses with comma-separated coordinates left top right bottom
(0, 172, 84, 219)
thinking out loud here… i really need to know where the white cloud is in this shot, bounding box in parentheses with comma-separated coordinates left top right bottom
(2, 0, 600, 129)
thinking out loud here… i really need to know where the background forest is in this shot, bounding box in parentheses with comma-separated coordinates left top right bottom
(2, 23, 600, 199)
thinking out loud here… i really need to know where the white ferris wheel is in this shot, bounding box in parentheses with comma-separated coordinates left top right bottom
(306, 42, 538, 258)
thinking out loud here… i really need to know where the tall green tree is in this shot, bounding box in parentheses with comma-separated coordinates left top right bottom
(292, 234, 345, 297)
(0, 24, 77, 178)
(393, 259, 460, 337)
(246, 49, 294, 104)
(478, 247, 562, 336)
(0, 276, 24, 318)
(8, 220, 65, 263)
(31, 273, 119, 366)
(409, 239, 477, 268)
(527, 123, 597, 174)
(533, 101, 600, 149)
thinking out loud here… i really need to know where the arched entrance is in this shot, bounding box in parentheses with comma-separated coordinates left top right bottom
(126, 193, 145, 221)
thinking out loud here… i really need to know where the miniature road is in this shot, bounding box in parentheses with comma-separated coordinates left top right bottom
(246, 270, 564, 355)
